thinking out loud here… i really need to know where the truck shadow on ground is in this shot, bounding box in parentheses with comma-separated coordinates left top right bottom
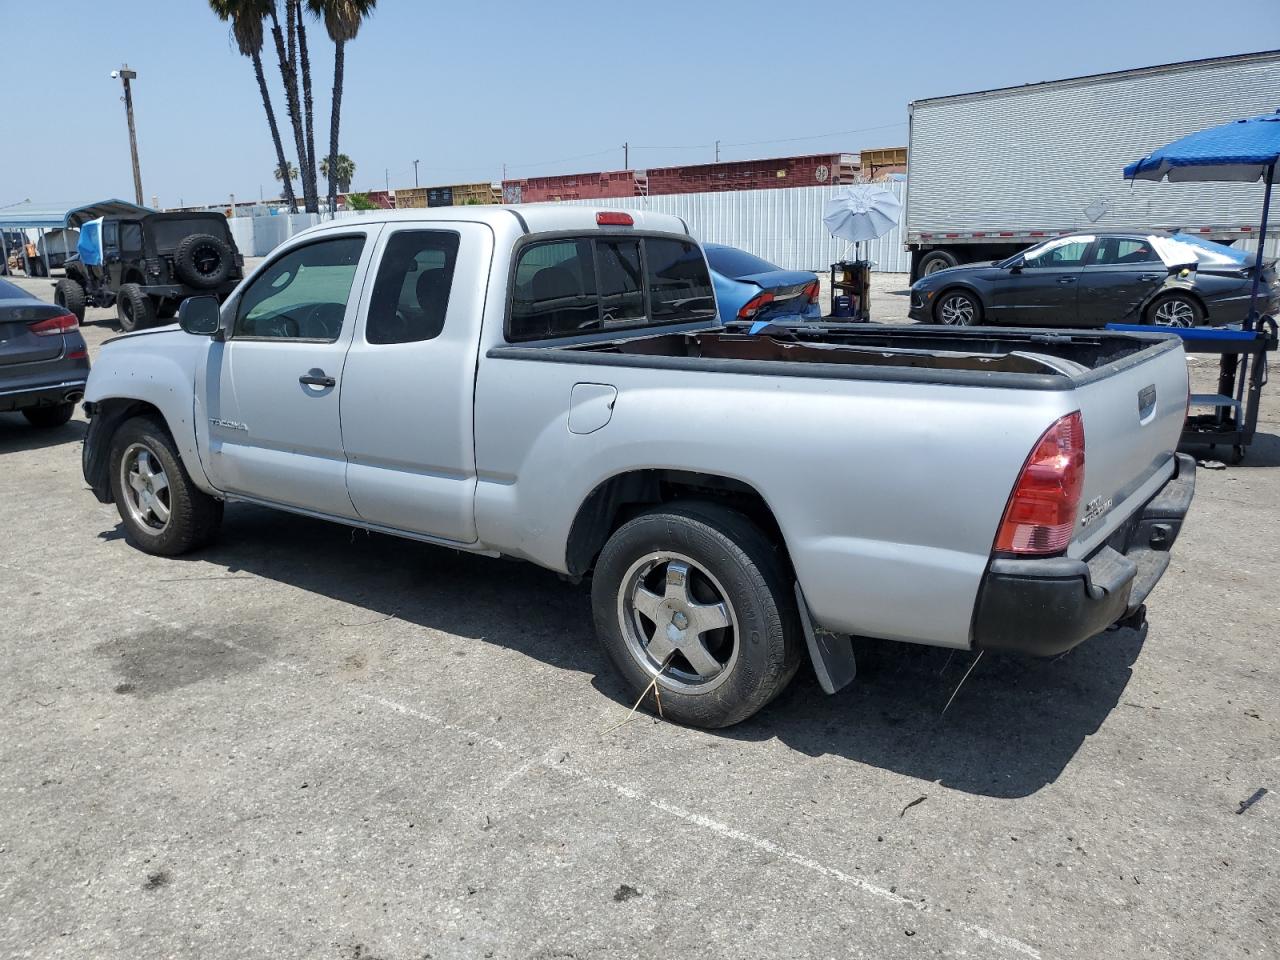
(112, 501, 1146, 801)
(0, 415, 85, 455)
(1184, 431, 1280, 468)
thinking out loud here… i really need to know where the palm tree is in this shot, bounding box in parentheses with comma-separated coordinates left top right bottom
(273, 161, 299, 182)
(318, 153, 355, 193)
(209, 0, 298, 213)
(307, 0, 377, 216)
(267, 1, 319, 213)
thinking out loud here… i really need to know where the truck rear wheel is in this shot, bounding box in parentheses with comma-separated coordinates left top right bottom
(107, 415, 223, 556)
(117, 283, 155, 332)
(918, 249, 960, 277)
(54, 278, 86, 322)
(591, 502, 802, 728)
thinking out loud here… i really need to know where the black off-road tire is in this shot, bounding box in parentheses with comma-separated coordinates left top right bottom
(174, 234, 233, 289)
(591, 501, 804, 728)
(107, 415, 223, 556)
(54, 278, 86, 322)
(117, 283, 155, 332)
(22, 402, 75, 429)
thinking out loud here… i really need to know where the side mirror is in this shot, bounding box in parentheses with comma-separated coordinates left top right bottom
(1008, 261, 1024, 274)
(178, 296, 222, 338)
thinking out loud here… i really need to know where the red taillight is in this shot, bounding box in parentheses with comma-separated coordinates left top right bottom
(736, 290, 775, 321)
(28, 312, 78, 336)
(803, 280, 820, 304)
(67, 349, 88, 360)
(596, 211, 633, 226)
(994, 411, 1086, 555)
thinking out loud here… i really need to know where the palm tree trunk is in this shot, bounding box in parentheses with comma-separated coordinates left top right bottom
(252, 48, 297, 213)
(326, 39, 345, 218)
(269, 6, 316, 213)
(296, 1, 317, 208)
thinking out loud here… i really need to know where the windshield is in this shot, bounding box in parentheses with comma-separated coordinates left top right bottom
(705, 245, 781, 279)
(149, 217, 230, 249)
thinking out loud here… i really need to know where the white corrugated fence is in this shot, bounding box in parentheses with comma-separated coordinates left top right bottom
(227, 183, 911, 273)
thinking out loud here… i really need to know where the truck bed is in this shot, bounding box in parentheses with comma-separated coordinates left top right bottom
(494, 323, 1181, 390)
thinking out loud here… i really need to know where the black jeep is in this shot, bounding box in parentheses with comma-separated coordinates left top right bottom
(55, 204, 244, 332)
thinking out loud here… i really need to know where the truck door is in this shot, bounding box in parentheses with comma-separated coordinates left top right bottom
(990, 235, 1093, 325)
(1077, 236, 1167, 325)
(199, 228, 379, 517)
(339, 222, 492, 543)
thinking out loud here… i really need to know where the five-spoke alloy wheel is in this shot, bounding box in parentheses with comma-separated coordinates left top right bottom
(592, 502, 803, 728)
(108, 415, 223, 555)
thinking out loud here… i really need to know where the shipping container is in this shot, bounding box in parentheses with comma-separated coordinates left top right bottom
(905, 50, 1280, 278)
(450, 182, 502, 205)
(644, 153, 860, 196)
(395, 187, 429, 209)
(503, 169, 643, 204)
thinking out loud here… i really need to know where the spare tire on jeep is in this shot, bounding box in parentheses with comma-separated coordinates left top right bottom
(174, 234, 233, 289)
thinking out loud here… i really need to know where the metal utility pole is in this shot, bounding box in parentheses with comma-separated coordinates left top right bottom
(385, 168, 390, 192)
(623, 142, 629, 169)
(413, 159, 420, 188)
(113, 65, 144, 205)
(715, 140, 720, 162)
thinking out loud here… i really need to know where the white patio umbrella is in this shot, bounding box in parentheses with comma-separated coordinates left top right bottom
(822, 185, 902, 246)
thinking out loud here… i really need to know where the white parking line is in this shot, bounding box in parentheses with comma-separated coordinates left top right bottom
(6, 560, 1041, 958)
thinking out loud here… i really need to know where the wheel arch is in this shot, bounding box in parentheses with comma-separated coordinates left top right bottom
(1142, 286, 1208, 323)
(82, 398, 169, 503)
(931, 283, 985, 322)
(565, 468, 788, 578)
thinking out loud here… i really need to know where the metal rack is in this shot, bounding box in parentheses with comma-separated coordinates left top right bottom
(1108, 320, 1277, 463)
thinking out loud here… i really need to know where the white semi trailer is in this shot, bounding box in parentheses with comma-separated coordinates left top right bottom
(905, 50, 1280, 279)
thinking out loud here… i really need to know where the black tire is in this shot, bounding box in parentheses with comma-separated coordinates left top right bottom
(933, 288, 983, 326)
(1144, 292, 1204, 329)
(107, 415, 223, 556)
(591, 501, 803, 728)
(22, 402, 75, 429)
(918, 249, 960, 277)
(174, 234, 233, 289)
(54, 278, 87, 322)
(117, 283, 155, 332)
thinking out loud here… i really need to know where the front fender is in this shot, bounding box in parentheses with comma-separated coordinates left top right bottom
(82, 331, 214, 500)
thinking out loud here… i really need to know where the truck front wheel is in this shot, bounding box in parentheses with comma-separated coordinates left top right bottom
(918, 249, 960, 277)
(107, 416, 223, 556)
(591, 502, 803, 728)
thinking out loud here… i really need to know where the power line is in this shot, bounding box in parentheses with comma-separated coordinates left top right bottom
(722, 121, 907, 150)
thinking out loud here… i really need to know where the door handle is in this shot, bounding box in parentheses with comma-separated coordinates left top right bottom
(1058, 276, 1078, 284)
(299, 371, 335, 388)
(1139, 274, 1161, 281)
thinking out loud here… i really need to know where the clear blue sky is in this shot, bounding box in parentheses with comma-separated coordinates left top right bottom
(3, 0, 1277, 208)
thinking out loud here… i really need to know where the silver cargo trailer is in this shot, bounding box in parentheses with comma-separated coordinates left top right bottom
(905, 50, 1280, 279)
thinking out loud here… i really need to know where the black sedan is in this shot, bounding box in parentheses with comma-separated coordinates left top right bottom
(909, 231, 1279, 328)
(0, 277, 89, 428)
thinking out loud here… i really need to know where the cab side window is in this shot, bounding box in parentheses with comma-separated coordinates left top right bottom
(1092, 237, 1161, 265)
(235, 235, 365, 341)
(1023, 236, 1093, 268)
(119, 222, 143, 255)
(366, 230, 460, 344)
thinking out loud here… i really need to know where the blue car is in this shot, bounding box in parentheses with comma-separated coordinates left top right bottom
(704, 243, 821, 325)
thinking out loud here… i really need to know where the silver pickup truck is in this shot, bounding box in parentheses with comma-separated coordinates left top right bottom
(81, 207, 1195, 727)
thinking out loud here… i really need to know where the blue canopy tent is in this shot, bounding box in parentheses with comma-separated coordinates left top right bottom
(1123, 112, 1280, 463)
(1125, 111, 1280, 327)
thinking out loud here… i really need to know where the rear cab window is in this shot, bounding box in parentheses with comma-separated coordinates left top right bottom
(508, 234, 715, 341)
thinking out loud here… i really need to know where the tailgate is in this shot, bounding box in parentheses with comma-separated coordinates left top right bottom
(1067, 336, 1189, 559)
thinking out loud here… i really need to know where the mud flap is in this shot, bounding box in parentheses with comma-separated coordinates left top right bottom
(794, 582, 856, 694)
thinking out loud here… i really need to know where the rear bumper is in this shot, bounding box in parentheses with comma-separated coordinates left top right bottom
(0, 376, 88, 413)
(140, 279, 240, 299)
(972, 453, 1196, 656)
